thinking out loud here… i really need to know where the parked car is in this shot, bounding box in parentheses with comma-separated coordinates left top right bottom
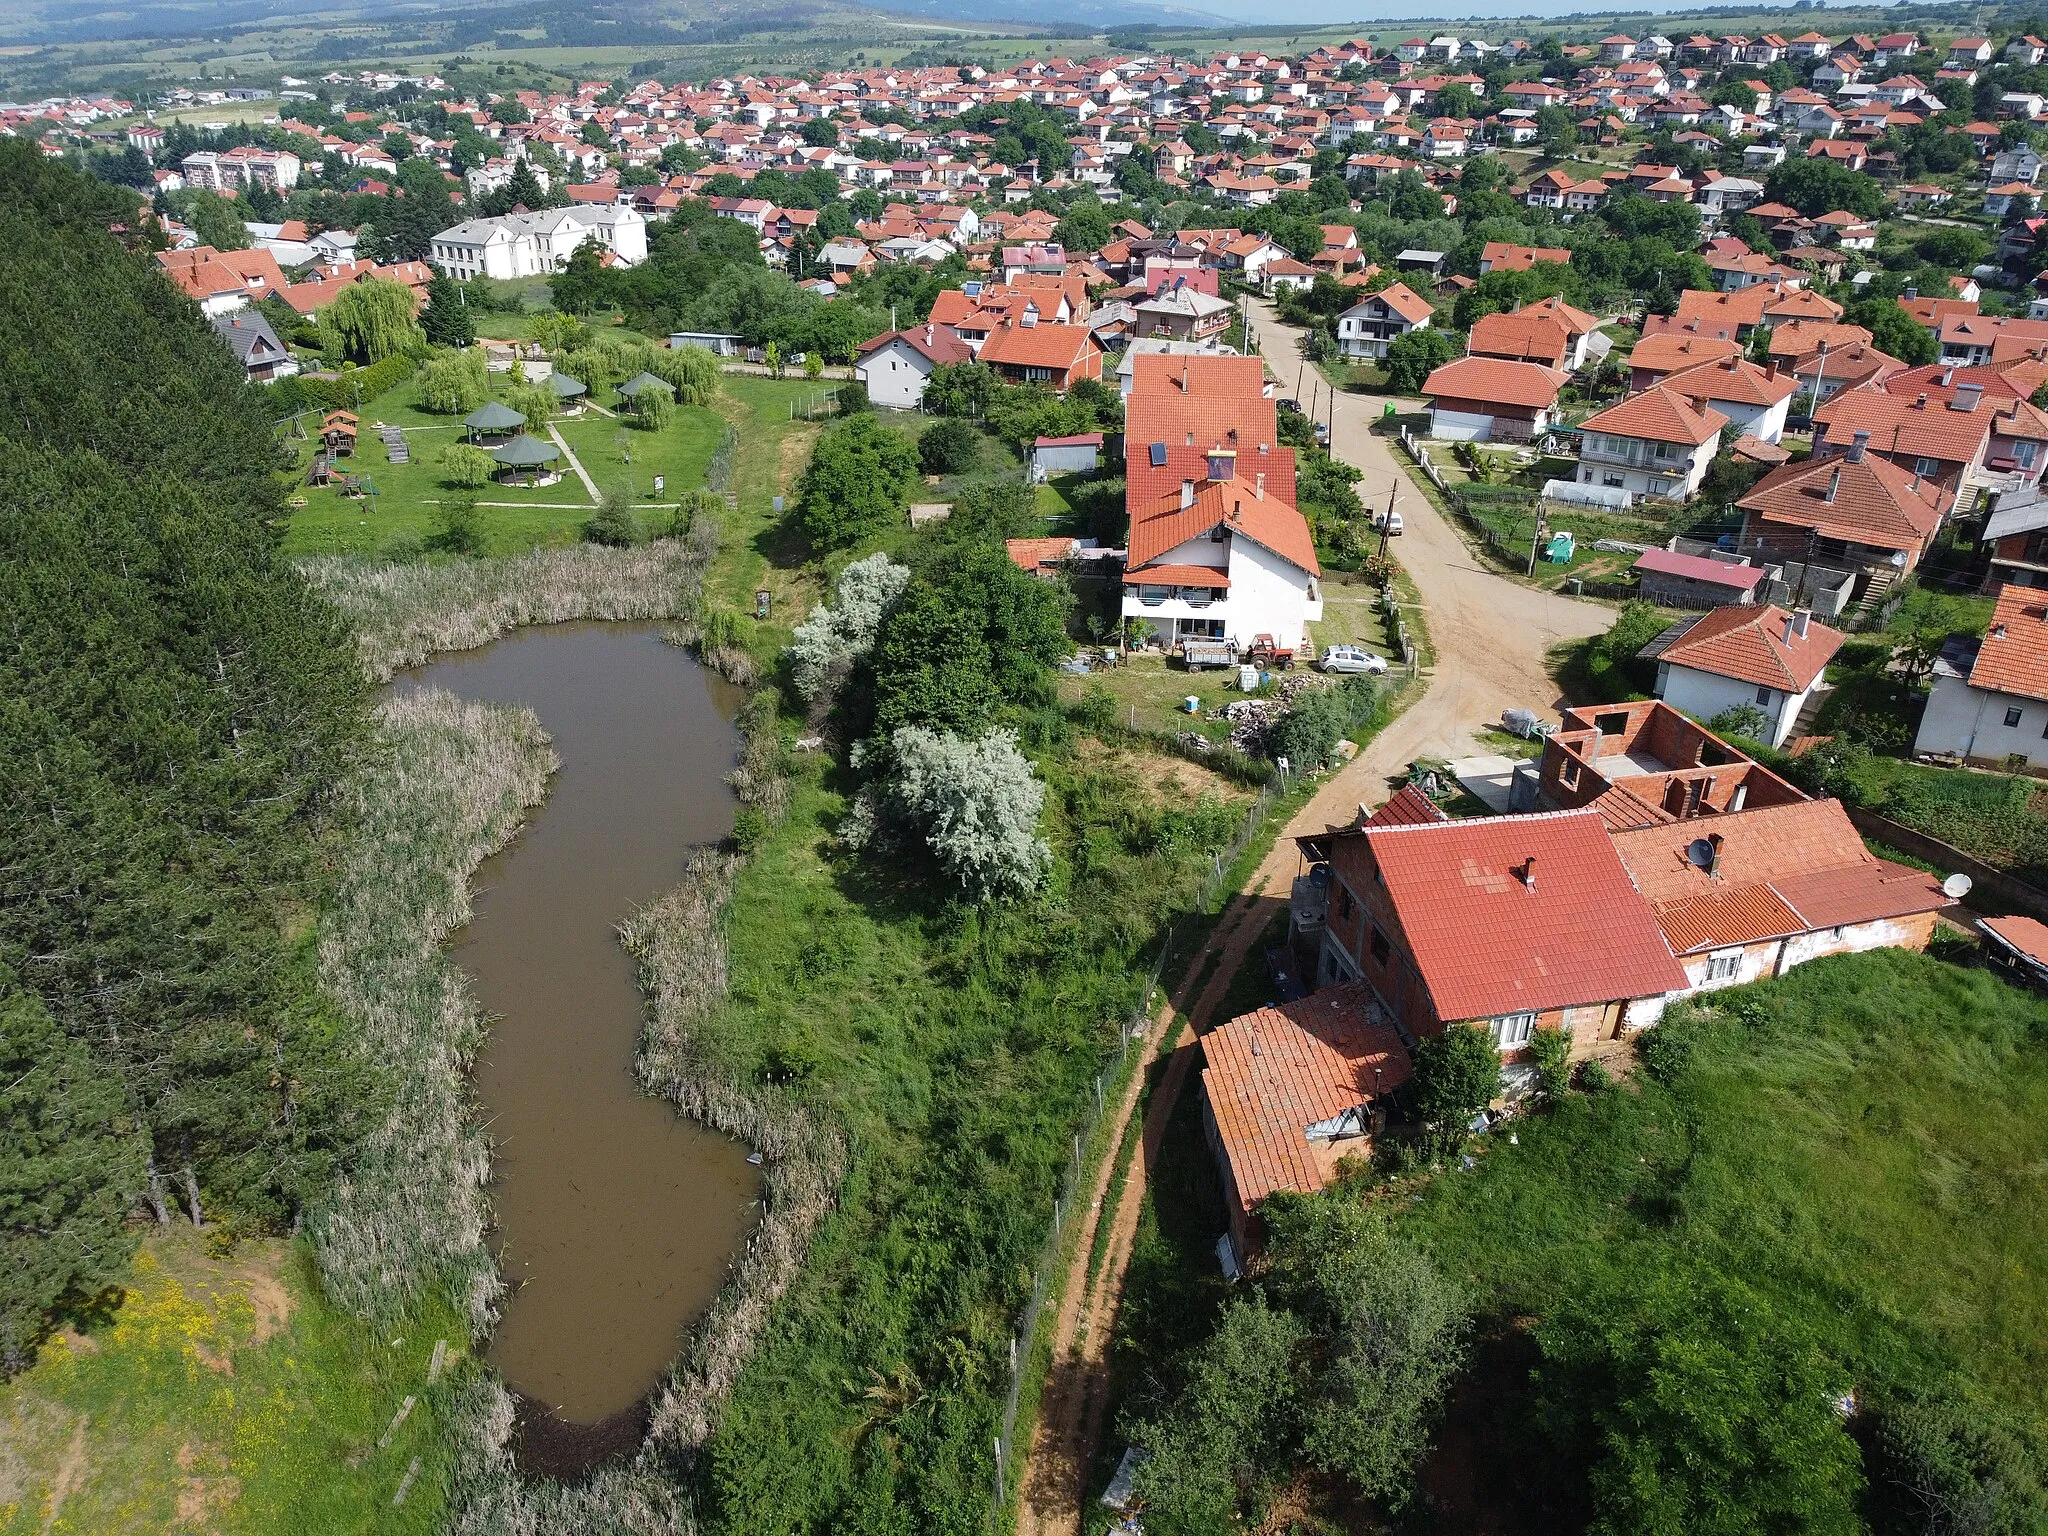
(1319, 645, 1388, 675)
(1377, 510, 1404, 535)
(1277, 398, 1302, 414)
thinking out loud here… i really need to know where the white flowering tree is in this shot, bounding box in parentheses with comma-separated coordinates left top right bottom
(786, 552, 911, 700)
(885, 727, 1050, 901)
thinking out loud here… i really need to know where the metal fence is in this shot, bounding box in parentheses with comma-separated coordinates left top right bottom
(988, 761, 1293, 1524)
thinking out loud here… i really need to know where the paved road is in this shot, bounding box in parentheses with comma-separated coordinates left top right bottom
(1013, 304, 1613, 1536)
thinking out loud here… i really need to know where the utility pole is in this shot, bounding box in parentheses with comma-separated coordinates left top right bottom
(1377, 480, 1396, 557)
(1528, 508, 1546, 577)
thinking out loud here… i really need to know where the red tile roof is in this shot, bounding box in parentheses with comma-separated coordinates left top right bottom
(1608, 798, 1945, 952)
(1202, 986, 1413, 1216)
(1123, 562, 1230, 588)
(1480, 241, 1571, 271)
(1738, 450, 1946, 553)
(859, 324, 973, 367)
(1580, 385, 1729, 446)
(1004, 536, 1078, 573)
(1364, 783, 1448, 827)
(978, 320, 1098, 371)
(1363, 809, 1691, 1021)
(1127, 477, 1319, 576)
(1657, 603, 1844, 692)
(1658, 354, 1800, 408)
(1968, 583, 2048, 702)
(1130, 352, 1267, 398)
(1627, 330, 1743, 376)
(1468, 310, 1572, 366)
(1421, 356, 1569, 409)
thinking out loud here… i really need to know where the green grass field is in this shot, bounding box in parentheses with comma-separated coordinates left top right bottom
(1399, 948, 2048, 1493)
(0, 1227, 467, 1536)
(280, 373, 725, 558)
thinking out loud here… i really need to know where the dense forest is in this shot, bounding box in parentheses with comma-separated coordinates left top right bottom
(0, 142, 367, 1370)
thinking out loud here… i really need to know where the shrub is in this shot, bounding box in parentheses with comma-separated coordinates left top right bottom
(918, 417, 982, 476)
(582, 497, 643, 547)
(1535, 1269, 1863, 1536)
(797, 414, 918, 548)
(699, 605, 745, 654)
(649, 342, 719, 405)
(423, 496, 486, 555)
(1633, 1017, 1697, 1084)
(835, 379, 871, 415)
(731, 805, 770, 854)
(881, 726, 1051, 901)
(416, 348, 489, 414)
(1581, 601, 1668, 699)
(1384, 326, 1457, 393)
(1268, 677, 1385, 770)
(1409, 1023, 1499, 1156)
(437, 443, 497, 489)
(631, 389, 674, 431)
(786, 552, 911, 699)
(1072, 680, 1118, 734)
(1529, 1026, 1571, 1101)
(1707, 702, 1772, 742)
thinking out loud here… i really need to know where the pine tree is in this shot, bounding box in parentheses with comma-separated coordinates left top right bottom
(421, 274, 474, 346)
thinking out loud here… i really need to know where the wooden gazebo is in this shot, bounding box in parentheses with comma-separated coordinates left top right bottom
(464, 400, 526, 444)
(489, 432, 562, 488)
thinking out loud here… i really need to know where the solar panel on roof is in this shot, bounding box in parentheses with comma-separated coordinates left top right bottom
(1149, 441, 1168, 466)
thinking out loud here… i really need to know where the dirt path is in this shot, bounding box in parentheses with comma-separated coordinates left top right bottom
(1011, 306, 1611, 1536)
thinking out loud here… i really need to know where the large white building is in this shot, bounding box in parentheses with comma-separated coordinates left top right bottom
(428, 205, 648, 281)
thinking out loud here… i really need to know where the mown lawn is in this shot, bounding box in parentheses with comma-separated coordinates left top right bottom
(0, 1226, 467, 1536)
(1401, 948, 2048, 1471)
(279, 374, 724, 558)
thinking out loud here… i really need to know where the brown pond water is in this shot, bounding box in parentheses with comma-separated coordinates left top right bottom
(400, 622, 762, 1448)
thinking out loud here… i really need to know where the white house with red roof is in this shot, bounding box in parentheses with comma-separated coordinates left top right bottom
(1644, 603, 1843, 746)
(1914, 583, 2048, 769)
(1577, 386, 1729, 499)
(855, 323, 972, 408)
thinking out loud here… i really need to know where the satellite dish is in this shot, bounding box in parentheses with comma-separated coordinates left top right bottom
(1686, 838, 1717, 870)
(1943, 872, 1974, 900)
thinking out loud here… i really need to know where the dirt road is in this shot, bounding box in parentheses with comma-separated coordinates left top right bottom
(1012, 305, 1611, 1536)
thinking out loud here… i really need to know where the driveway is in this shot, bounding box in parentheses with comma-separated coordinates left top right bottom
(1244, 297, 1611, 799)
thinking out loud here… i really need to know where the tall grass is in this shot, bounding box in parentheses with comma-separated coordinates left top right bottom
(302, 527, 719, 681)
(307, 688, 555, 1332)
(621, 854, 846, 1457)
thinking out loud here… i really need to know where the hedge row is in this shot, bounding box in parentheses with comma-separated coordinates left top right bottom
(270, 353, 418, 416)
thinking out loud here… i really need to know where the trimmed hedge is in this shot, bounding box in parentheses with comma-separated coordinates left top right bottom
(269, 353, 418, 416)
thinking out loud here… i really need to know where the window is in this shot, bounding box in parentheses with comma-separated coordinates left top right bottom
(1560, 759, 1580, 789)
(1337, 884, 1354, 919)
(1603, 472, 1626, 488)
(1756, 685, 1774, 707)
(2017, 441, 2040, 469)
(1492, 1012, 1536, 1049)
(1370, 926, 1390, 965)
(2008, 706, 2025, 728)
(1138, 584, 1169, 604)
(1705, 951, 1741, 982)
(1915, 456, 1940, 477)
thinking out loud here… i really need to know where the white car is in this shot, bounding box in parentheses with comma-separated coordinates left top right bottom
(1377, 510, 1405, 536)
(1319, 645, 1388, 675)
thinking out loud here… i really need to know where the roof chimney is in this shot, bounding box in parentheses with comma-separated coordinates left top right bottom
(1914, 392, 1927, 409)
(1904, 284, 1916, 300)
(1517, 856, 1538, 890)
(1784, 611, 1798, 644)
(1794, 607, 1811, 637)
(1825, 465, 1842, 502)
(1953, 383, 1983, 413)
(1847, 429, 1869, 463)
(1707, 832, 1724, 878)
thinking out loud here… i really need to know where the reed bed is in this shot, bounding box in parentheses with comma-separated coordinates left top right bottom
(301, 526, 719, 682)
(620, 854, 846, 1458)
(307, 688, 556, 1332)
